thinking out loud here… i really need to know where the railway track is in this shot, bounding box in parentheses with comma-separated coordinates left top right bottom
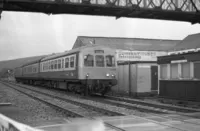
(0, 81, 126, 131)
(1, 81, 200, 131)
(99, 94, 200, 114)
(6, 81, 198, 116)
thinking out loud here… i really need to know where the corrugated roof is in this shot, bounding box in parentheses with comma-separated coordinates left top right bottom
(72, 36, 180, 51)
(169, 33, 200, 51)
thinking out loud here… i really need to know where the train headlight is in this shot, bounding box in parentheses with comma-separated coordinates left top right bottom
(111, 74, 115, 77)
(86, 73, 89, 78)
(106, 73, 110, 77)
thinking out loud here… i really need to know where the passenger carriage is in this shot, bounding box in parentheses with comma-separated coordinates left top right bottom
(14, 45, 117, 95)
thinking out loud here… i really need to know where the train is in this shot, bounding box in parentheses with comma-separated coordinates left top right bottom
(14, 45, 117, 96)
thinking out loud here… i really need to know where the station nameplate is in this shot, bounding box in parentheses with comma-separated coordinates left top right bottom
(116, 50, 167, 61)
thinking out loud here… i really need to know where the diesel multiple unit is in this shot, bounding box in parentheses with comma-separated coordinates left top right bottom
(14, 45, 117, 96)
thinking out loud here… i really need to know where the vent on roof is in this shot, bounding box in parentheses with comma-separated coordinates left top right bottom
(89, 39, 95, 45)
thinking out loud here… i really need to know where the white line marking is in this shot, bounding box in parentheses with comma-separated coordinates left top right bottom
(35, 123, 67, 129)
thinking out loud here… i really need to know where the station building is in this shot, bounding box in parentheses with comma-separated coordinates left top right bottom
(158, 33, 200, 101)
(73, 36, 179, 96)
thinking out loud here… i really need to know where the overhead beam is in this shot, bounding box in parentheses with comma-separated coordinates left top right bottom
(0, 0, 200, 23)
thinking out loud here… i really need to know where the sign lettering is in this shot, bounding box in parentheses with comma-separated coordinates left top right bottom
(116, 50, 167, 61)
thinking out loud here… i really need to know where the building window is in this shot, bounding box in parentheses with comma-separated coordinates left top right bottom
(106, 55, 115, 67)
(58, 59, 61, 69)
(96, 55, 104, 67)
(65, 58, 69, 68)
(170, 63, 178, 79)
(160, 64, 168, 79)
(84, 54, 94, 67)
(181, 62, 190, 79)
(194, 62, 200, 79)
(70, 56, 75, 68)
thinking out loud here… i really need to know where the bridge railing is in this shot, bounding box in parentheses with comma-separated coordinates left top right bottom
(34, 0, 200, 13)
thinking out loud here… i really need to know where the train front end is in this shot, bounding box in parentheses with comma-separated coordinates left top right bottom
(79, 46, 117, 95)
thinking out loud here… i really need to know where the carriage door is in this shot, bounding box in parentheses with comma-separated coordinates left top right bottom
(151, 66, 158, 91)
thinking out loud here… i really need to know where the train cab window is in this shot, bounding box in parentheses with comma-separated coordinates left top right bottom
(95, 55, 104, 67)
(65, 58, 69, 68)
(84, 54, 94, 67)
(58, 59, 61, 69)
(106, 55, 115, 67)
(70, 56, 75, 68)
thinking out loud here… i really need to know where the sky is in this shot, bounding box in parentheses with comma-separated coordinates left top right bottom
(0, 11, 200, 61)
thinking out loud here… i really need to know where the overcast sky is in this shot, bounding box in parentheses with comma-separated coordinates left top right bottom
(0, 11, 200, 61)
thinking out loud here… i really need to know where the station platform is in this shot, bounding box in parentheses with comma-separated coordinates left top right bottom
(1, 103, 200, 131)
(36, 115, 200, 131)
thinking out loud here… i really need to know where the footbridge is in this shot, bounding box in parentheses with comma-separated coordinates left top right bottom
(0, 0, 200, 23)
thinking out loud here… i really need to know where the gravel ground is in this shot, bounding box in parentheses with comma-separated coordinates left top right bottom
(0, 83, 69, 126)
(19, 83, 150, 117)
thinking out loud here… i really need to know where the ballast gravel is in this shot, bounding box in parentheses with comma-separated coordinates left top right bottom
(0, 83, 69, 126)
(18, 83, 150, 117)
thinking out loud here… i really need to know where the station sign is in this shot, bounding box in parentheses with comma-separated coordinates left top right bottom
(116, 50, 167, 61)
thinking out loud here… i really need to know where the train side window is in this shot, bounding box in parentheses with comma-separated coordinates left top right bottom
(48, 61, 51, 71)
(42, 64, 44, 72)
(54, 60, 58, 69)
(44, 62, 46, 71)
(95, 55, 104, 67)
(65, 57, 69, 68)
(51, 61, 54, 70)
(40, 64, 42, 72)
(84, 55, 94, 67)
(70, 56, 75, 68)
(44, 63, 46, 72)
(106, 55, 115, 67)
(58, 59, 61, 69)
(62, 58, 64, 69)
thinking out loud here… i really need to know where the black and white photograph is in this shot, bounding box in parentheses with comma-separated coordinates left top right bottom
(0, 0, 200, 131)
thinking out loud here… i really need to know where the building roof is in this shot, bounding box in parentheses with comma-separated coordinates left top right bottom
(170, 33, 200, 51)
(72, 36, 180, 51)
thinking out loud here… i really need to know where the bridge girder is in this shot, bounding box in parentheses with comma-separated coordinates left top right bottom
(0, 0, 200, 23)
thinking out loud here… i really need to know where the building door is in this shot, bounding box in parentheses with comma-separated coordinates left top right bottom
(151, 66, 158, 91)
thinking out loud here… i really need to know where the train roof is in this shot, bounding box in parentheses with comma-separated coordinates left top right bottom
(41, 44, 111, 62)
